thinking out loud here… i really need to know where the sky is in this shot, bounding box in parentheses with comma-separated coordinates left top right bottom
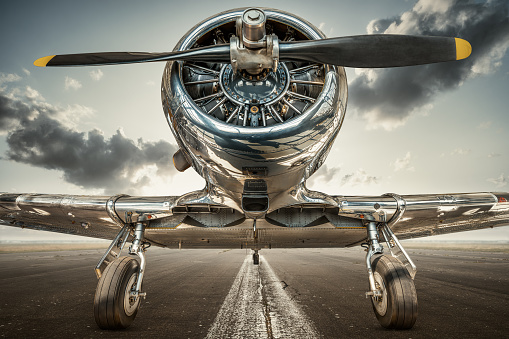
(0, 0, 508, 242)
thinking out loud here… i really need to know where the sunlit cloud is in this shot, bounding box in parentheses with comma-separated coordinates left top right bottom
(25, 86, 43, 100)
(350, 0, 509, 130)
(64, 76, 82, 90)
(451, 148, 472, 156)
(89, 69, 104, 81)
(393, 152, 415, 172)
(22, 68, 31, 76)
(341, 168, 380, 187)
(478, 121, 492, 129)
(0, 84, 178, 194)
(0, 72, 22, 88)
(308, 164, 341, 186)
(488, 152, 501, 158)
(487, 173, 508, 187)
(317, 22, 333, 37)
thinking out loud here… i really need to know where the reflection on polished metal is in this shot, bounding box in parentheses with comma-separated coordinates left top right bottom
(381, 223, 417, 278)
(129, 222, 147, 299)
(3, 6, 509, 332)
(365, 222, 384, 298)
(242, 8, 266, 48)
(162, 8, 345, 207)
(95, 224, 130, 278)
(1, 190, 508, 249)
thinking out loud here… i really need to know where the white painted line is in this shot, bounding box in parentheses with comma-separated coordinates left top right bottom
(206, 255, 319, 338)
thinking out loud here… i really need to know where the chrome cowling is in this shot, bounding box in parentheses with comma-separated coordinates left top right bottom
(161, 8, 348, 212)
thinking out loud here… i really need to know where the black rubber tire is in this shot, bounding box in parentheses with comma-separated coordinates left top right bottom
(94, 257, 141, 330)
(370, 255, 418, 329)
(253, 253, 260, 265)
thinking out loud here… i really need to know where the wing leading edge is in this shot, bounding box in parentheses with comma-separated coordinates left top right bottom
(1, 191, 507, 249)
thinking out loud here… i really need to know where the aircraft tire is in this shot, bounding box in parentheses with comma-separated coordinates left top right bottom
(370, 255, 418, 329)
(94, 257, 141, 330)
(253, 253, 260, 265)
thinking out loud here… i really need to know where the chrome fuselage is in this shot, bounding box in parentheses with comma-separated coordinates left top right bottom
(161, 8, 347, 214)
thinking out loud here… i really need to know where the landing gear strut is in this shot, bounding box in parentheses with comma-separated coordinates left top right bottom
(364, 222, 418, 329)
(94, 222, 149, 329)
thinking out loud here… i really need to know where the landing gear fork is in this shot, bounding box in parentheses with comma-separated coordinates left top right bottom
(94, 221, 149, 329)
(364, 222, 418, 329)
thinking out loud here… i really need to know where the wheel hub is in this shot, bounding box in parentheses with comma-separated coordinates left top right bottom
(124, 274, 140, 316)
(372, 271, 387, 316)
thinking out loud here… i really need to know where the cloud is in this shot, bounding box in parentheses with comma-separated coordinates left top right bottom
(89, 69, 104, 81)
(488, 152, 501, 158)
(0, 86, 178, 194)
(487, 173, 507, 187)
(393, 151, 415, 172)
(350, 0, 509, 130)
(22, 68, 31, 76)
(478, 121, 492, 129)
(450, 148, 472, 156)
(317, 22, 334, 37)
(25, 86, 43, 100)
(307, 164, 341, 186)
(341, 169, 380, 187)
(0, 72, 22, 88)
(65, 76, 82, 90)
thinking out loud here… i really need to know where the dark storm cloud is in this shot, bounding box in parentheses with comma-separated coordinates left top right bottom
(0, 88, 177, 194)
(350, 0, 509, 130)
(0, 93, 36, 131)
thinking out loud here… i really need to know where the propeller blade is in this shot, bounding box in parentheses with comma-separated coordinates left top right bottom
(279, 35, 471, 68)
(34, 44, 230, 67)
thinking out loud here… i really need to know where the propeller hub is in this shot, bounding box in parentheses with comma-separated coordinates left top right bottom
(241, 8, 267, 48)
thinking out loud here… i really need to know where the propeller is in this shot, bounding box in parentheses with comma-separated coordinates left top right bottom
(279, 35, 471, 68)
(34, 34, 471, 68)
(34, 44, 231, 67)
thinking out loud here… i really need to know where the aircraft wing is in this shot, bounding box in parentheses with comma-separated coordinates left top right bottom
(1, 191, 508, 248)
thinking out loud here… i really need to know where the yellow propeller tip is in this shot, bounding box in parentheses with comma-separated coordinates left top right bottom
(455, 38, 472, 60)
(34, 55, 55, 67)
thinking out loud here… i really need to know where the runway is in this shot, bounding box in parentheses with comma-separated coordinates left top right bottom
(1, 246, 508, 338)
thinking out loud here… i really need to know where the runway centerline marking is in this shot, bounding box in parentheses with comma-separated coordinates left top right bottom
(205, 255, 319, 338)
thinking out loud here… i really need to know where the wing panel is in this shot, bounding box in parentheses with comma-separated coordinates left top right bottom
(392, 193, 509, 239)
(335, 192, 509, 240)
(2, 191, 507, 248)
(0, 193, 121, 241)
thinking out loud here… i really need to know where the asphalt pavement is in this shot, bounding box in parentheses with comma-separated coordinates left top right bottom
(0, 246, 508, 338)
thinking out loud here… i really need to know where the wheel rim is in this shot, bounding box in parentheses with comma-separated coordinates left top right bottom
(372, 271, 388, 316)
(124, 273, 140, 316)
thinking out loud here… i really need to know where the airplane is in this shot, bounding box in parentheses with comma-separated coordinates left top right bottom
(1, 7, 508, 331)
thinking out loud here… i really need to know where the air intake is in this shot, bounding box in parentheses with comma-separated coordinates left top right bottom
(242, 179, 269, 212)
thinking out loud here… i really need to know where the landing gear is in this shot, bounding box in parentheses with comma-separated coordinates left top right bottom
(370, 255, 417, 329)
(94, 257, 141, 329)
(253, 250, 260, 265)
(364, 222, 418, 329)
(94, 222, 148, 330)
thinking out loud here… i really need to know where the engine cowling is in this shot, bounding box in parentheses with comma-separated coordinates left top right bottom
(161, 8, 348, 213)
